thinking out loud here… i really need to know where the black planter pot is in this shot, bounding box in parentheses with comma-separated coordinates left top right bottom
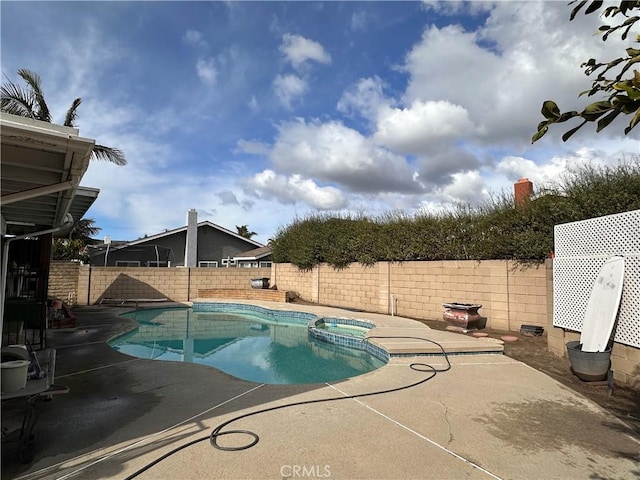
(566, 340, 611, 382)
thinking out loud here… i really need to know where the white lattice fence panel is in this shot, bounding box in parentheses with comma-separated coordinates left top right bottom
(555, 209, 640, 257)
(553, 209, 640, 349)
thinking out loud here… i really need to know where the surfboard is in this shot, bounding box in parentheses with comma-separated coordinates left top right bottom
(580, 256, 625, 352)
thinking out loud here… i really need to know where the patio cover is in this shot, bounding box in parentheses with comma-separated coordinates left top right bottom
(1, 112, 99, 339)
(1, 113, 98, 236)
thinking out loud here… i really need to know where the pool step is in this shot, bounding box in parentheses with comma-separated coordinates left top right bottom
(367, 327, 504, 356)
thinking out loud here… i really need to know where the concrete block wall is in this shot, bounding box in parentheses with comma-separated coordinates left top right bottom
(189, 268, 271, 299)
(505, 260, 550, 330)
(390, 260, 512, 328)
(49, 260, 555, 334)
(273, 260, 551, 332)
(318, 263, 383, 311)
(614, 344, 640, 389)
(270, 263, 314, 301)
(48, 261, 80, 304)
(197, 288, 287, 302)
(88, 267, 189, 304)
(49, 265, 272, 304)
(77, 265, 90, 306)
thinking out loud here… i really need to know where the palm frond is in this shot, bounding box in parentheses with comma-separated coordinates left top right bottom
(17, 68, 51, 122)
(1, 74, 37, 118)
(92, 144, 127, 166)
(69, 218, 101, 240)
(4, 69, 127, 168)
(64, 98, 82, 127)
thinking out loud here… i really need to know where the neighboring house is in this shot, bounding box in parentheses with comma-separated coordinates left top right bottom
(88, 210, 265, 267)
(1, 113, 98, 347)
(232, 245, 272, 268)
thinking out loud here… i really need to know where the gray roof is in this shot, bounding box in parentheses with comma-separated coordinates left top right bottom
(234, 245, 272, 260)
(103, 220, 263, 252)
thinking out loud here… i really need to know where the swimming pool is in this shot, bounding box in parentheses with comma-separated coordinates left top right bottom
(110, 304, 386, 384)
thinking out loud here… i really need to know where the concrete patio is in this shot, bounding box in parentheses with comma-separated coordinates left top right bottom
(2, 302, 638, 480)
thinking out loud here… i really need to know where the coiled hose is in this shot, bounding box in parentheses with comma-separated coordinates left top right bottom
(124, 335, 451, 480)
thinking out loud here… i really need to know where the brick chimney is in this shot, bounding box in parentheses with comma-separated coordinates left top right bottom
(514, 178, 534, 208)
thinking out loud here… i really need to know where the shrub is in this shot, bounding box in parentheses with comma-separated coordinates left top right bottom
(272, 159, 640, 269)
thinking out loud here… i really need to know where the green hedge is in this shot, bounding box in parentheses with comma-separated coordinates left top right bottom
(271, 160, 640, 269)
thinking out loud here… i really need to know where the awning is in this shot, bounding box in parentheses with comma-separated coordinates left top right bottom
(1, 113, 98, 236)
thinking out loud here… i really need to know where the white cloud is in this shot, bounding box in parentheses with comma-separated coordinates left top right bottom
(374, 100, 479, 155)
(248, 95, 259, 113)
(246, 169, 346, 210)
(428, 170, 490, 205)
(421, 1, 492, 16)
(196, 58, 217, 85)
(403, 2, 627, 147)
(416, 147, 480, 186)
(495, 147, 626, 189)
(496, 156, 569, 186)
(183, 29, 207, 48)
(279, 33, 331, 70)
(273, 74, 308, 109)
(235, 139, 271, 156)
(337, 76, 388, 125)
(350, 10, 371, 32)
(270, 118, 421, 193)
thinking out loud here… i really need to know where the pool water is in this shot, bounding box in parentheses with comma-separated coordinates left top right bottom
(111, 307, 384, 384)
(316, 322, 369, 338)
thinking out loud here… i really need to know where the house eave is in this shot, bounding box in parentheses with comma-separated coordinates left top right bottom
(0, 112, 97, 236)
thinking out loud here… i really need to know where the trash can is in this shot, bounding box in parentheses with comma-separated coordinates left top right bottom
(1, 360, 30, 393)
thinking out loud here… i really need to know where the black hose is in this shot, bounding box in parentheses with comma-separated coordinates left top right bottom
(124, 335, 451, 480)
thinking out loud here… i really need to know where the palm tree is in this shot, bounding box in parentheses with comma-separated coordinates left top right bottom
(52, 217, 102, 262)
(1, 68, 126, 165)
(68, 218, 101, 241)
(236, 225, 257, 239)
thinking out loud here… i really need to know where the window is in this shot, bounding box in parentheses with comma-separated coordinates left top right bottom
(146, 261, 169, 267)
(259, 261, 272, 268)
(198, 261, 218, 268)
(221, 258, 236, 267)
(115, 261, 140, 267)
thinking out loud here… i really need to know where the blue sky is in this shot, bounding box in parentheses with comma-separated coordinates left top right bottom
(2, 1, 637, 244)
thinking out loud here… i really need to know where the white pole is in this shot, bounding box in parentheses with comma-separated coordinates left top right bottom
(103, 236, 111, 267)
